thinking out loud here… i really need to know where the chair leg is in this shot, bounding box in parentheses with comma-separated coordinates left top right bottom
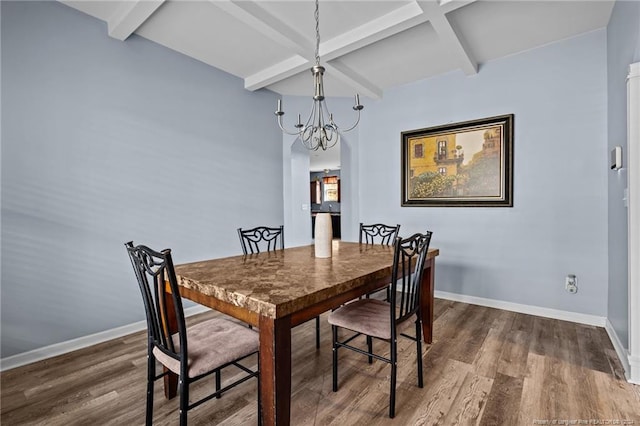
(389, 338, 397, 419)
(215, 370, 221, 398)
(145, 353, 155, 426)
(332, 325, 339, 392)
(367, 336, 373, 364)
(179, 378, 188, 426)
(315, 316, 320, 349)
(416, 320, 424, 388)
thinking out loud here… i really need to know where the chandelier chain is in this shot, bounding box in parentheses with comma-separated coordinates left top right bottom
(274, 0, 363, 151)
(314, 0, 320, 66)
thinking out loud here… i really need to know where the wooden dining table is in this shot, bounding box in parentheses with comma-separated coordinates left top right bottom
(165, 240, 439, 426)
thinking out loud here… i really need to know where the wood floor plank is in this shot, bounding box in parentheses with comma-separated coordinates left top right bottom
(478, 372, 523, 425)
(564, 362, 606, 421)
(440, 372, 493, 425)
(2, 299, 639, 425)
(451, 306, 502, 365)
(591, 368, 640, 421)
(496, 329, 530, 379)
(541, 355, 571, 419)
(405, 359, 474, 425)
(605, 348, 628, 381)
(517, 352, 546, 425)
(575, 324, 613, 374)
(472, 311, 514, 379)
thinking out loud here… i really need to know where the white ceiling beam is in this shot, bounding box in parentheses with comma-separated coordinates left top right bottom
(440, 0, 478, 15)
(107, 0, 165, 41)
(420, 1, 478, 75)
(245, 55, 311, 91)
(240, 1, 432, 95)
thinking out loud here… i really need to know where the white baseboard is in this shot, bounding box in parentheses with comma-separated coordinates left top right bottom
(0, 305, 211, 372)
(435, 290, 607, 327)
(628, 354, 640, 385)
(604, 319, 632, 382)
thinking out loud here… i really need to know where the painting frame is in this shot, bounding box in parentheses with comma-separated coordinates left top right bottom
(401, 114, 514, 207)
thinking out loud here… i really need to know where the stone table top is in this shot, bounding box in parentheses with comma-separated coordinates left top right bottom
(175, 241, 439, 319)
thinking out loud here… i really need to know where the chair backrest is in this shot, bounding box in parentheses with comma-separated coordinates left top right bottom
(125, 242, 187, 373)
(359, 223, 401, 246)
(237, 225, 284, 255)
(389, 231, 433, 328)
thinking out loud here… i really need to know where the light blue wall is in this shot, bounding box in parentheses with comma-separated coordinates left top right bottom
(358, 30, 609, 316)
(606, 0, 640, 349)
(0, 1, 283, 358)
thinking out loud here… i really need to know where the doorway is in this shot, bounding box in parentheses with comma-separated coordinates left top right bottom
(310, 142, 341, 239)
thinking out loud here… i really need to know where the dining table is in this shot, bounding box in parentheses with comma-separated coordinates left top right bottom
(164, 240, 439, 426)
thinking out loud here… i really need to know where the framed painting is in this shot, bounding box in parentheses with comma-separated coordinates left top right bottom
(401, 114, 514, 207)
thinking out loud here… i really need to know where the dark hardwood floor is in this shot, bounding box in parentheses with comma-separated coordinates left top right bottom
(2, 299, 639, 425)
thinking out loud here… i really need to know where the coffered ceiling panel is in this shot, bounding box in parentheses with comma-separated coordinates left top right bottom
(134, 1, 293, 77)
(447, 0, 616, 64)
(336, 21, 459, 90)
(61, 0, 615, 99)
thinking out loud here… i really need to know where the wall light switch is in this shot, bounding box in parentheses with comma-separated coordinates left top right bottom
(301, 203, 309, 210)
(611, 146, 622, 170)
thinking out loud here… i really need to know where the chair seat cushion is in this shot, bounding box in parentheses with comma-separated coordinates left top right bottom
(153, 317, 259, 378)
(328, 299, 391, 339)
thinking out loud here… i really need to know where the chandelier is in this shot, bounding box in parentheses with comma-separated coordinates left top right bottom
(274, 0, 364, 151)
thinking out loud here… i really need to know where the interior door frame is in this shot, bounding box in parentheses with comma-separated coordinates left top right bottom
(627, 61, 640, 384)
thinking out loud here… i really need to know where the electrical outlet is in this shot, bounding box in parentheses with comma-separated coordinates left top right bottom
(565, 274, 578, 294)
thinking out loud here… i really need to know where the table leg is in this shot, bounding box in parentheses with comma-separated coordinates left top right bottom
(259, 315, 292, 426)
(420, 257, 436, 344)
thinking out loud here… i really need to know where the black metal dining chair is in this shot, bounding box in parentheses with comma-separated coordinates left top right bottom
(328, 231, 433, 418)
(237, 225, 284, 255)
(125, 242, 260, 426)
(359, 223, 401, 246)
(237, 225, 321, 349)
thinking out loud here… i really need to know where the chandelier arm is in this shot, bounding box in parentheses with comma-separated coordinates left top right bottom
(277, 114, 304, 136)
(338, 109, 362, 133)
(322, 125, 339, 150)
(319, 100, 338, 150)
(301, 126, 315, 150)
(308, 100, 319, 129)
(305, 101, 322, 151)
(299, 100, 317, 150)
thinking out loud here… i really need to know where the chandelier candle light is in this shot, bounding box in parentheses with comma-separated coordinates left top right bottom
(275, 0, 364, 151)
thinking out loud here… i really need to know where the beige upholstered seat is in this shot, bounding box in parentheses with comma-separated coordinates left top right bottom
(328, 299, 392, 340)
(153, 318, 258, 378)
